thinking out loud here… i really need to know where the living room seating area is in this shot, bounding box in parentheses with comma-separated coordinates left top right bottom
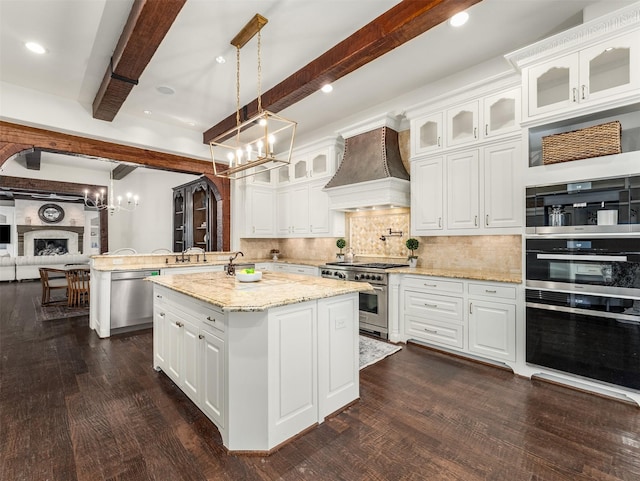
(0, 253, 91, 282)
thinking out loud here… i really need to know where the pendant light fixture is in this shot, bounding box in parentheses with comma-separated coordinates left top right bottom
(210, 14, 296, 180)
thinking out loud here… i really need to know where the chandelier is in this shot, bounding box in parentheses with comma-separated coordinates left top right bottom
(84, 168, 139, 215)
(210, 14, 296, 180)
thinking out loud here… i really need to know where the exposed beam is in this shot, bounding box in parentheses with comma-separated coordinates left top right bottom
(112, 164, 137, 180)
(203, 0, 482, 143)
(92, 0, 187, 121)
(25, 150, 41, 170)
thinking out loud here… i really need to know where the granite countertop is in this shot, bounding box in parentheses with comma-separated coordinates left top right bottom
(147, 271, 372, 312)
(391, 267, 522, 284)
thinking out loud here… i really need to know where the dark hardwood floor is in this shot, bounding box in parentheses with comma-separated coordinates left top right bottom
(1, 280, 639, 481)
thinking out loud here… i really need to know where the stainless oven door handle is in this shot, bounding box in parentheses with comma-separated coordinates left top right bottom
(526, 301, 640, 323)
(372, 287, 384, 291)
(536, 254, 628, 262)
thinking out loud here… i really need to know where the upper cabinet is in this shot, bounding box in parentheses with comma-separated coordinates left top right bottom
(410, 84, 521, 157)
(276, 139, 340, 186)
(526, 31, 640, 120)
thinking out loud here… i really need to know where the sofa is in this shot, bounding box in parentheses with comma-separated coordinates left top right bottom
(0, 256, 16, 282)
(15, 254, 91, 281)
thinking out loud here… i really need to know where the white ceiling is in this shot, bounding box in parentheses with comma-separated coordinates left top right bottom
(0, 0, 636, 171)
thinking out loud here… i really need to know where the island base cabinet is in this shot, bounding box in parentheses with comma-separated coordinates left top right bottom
(318, 294, 359, 420)
(201, 329, 225, 428)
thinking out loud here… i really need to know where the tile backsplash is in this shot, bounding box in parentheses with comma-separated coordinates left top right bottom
(240, 206, 521, 277)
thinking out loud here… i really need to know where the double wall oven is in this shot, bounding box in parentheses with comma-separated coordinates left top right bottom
(525, 175, 640, 391)
(321, 263, 407, 339)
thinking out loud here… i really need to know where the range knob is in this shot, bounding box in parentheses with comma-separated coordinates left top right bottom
(333, 272, 339, 277)
(354, 274, 360, 281)
(376, 275, 383, 281)
(366, 274, 372, 279)
(338, 273, 346, 279)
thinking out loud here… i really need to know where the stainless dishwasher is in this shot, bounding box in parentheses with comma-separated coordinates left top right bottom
(110, 269, 160, 331)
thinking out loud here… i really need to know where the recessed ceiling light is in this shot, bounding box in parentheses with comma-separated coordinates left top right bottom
(25, 41, 46, 54)
(156, 85, 175, 95)
(215, 56, 226, 64)
(321, 84, 333, 93)
(143, 110, 152, 115)
(186, 121, 196, 126)
(449, 11, 469, 27)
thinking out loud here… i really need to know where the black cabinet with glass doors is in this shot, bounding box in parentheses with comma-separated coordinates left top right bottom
(172, 177, 222, 252)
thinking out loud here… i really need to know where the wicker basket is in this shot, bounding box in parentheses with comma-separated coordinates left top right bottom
(542, 121, 622, 165)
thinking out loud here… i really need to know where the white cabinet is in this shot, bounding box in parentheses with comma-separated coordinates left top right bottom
(245, 186, 275, 237)
(290, 184, 310, 235)
(400, 276, 519, 365)
(200, 328, 225, 427)
(276, 189, 292, 236)
(276, 144, 335, 186)
(182, 317, 201, 400)
(467, 282, 517, 363)
(410, 156, 444, 233)
(483, 140, 522, 229)
(447, 150, 480, 230)
(402, 276, 465, 350)
(411, 112, 443, 156)
(272, 263, 318, 276)
(411, 139, 522, 236)
(482, 88, 520, 138)
(525, 30, 640, 120)
(446, 100, 479, 147)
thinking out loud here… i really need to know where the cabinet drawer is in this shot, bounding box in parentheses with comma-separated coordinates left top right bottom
(468, 283, 516, 300)
(402, 276, 464, 294)
(404, 290, 463, 323)
(405, 315, 464, 349)
(165, 295, 225, 334)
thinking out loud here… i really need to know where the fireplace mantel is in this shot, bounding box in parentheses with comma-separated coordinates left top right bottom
(17, 225, 85, 256)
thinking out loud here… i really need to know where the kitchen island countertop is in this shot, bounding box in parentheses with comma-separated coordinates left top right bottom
(146, 270, 371, 311)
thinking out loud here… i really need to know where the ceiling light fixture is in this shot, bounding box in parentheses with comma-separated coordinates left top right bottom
(84, 167, 140, 216)
(210, 14, 296, 180)
(321, 84, 333, 93)
(25, 41, 46, 54)
(215, 56, 226, 64)
(449, 11, 469, 27)
(156, 85, 175, 95)
(143, 110, 152, 115)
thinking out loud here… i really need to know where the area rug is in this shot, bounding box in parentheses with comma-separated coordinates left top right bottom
(32, 296, 89, 322)
(359, 335, 402, 370)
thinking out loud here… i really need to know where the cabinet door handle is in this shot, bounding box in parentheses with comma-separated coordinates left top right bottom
(424, 303, 438, 308)
(206, 316, 216, 323)
(424, 328, 438, 334)
(572, 87, 578, 102)
(474, 215, 478, 226)
(437, 136, 441, 147)
(156, 294, 163, 299)
(252, 226, 256, 234)
(176, 321, 183, 327)
(486, 214, 489, 226)
(581, 84, 586, 100)
(198, 334, 204, 340)
(438, 217, 442, 228)
(469, 302, 473, 314)
(159, 312, 165, 317)
(473, 127, 477, 139)
(485, 124, 488, 136)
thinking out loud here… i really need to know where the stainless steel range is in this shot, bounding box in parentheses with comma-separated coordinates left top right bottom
(321, 262, 408, 339)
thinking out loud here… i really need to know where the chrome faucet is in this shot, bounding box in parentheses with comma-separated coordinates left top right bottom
(226, 251, 244, 276)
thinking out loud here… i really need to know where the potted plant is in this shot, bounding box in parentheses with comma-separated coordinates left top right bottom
(336, 238, 346, 261)
(406, 238, 419, 268)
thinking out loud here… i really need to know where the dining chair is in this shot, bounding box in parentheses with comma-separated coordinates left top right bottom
(39, 268, 68, 306)
(66, 269, 90, 307)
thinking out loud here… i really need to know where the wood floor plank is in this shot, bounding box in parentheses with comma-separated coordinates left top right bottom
(1, 280, 639, 481)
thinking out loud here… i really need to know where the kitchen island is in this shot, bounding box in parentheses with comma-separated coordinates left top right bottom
(147, 270, 371, 453)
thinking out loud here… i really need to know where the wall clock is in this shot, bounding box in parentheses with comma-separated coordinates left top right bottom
(38, 203, 65, 224)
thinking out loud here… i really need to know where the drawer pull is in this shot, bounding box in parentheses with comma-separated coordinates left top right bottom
(485, 289, 497, 294)
(159, 312, 165, 317)
(206, 316, 216, 323)
(424, 328, 438, 334)
(156, 294, 163, 299)
(175, 321, 183, 327)
(198, 334, 204, 340)
(424, 283, 437, 288)
(424, 303, 438, 308)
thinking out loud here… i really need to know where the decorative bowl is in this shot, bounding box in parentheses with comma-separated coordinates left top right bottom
(236, 271, 262, 283)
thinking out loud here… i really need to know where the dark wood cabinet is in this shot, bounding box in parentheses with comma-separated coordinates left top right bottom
(172, 177, 222, 252)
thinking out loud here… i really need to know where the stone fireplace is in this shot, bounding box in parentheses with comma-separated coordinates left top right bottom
(17, 226, 83, 256)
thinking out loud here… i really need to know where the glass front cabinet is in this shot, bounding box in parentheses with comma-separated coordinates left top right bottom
(172, 177, 222, 252)
(526, 30, 640, 119)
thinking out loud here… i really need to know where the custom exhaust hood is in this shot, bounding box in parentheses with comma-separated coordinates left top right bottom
(324, 115, 410, 211)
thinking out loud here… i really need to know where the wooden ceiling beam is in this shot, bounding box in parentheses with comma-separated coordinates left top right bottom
(92, 0, 187, 121)
(203, 0, 482, 143)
